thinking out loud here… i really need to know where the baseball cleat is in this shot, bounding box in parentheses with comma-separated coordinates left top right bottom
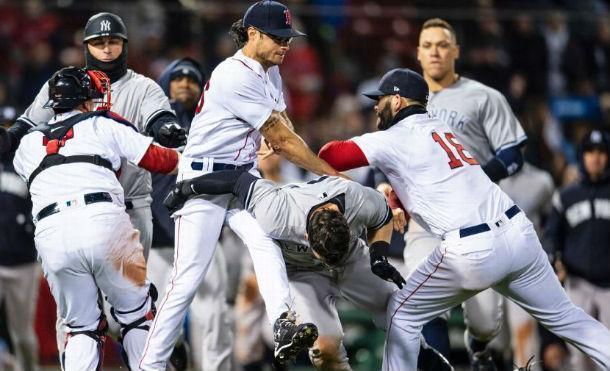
(273, 311, 318, 364)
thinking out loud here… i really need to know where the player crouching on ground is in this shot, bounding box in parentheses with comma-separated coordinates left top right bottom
(163, 170, 454, 371)
(12, 67, 180, 370)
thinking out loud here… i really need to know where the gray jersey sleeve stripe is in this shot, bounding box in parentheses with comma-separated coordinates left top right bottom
(143, 109, 174, 131)
(17, 116, 36, 127)
(370, 204, 393, 230)
(495, 134, 528, 153)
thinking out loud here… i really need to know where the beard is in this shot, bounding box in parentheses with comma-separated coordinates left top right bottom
(376, 103, 394, 130)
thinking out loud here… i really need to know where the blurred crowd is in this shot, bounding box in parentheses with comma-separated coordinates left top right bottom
(1, 0, 610, 370)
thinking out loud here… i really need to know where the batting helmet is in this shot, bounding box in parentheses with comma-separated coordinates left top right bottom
(83, 12, 128, 43)
(44, 67, 108, 110)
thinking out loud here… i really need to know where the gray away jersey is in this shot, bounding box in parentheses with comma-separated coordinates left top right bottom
(246, 176, 392, 271)
(18, 69, 173, 203)
(427, 77, 527, 164)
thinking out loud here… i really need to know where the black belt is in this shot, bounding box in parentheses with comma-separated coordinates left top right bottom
(459, 205, 521, 238)
(36, 192, 113, 221)
(190, 161, 253, 172)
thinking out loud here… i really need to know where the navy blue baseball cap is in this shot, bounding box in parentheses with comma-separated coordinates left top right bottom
(363, 68, 429, 104)
(243, 1, 306, 38)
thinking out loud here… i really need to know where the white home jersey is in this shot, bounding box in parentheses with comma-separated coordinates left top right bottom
(18, 69, 173, 203)
(428, 77, 527, 163)
(352, 112, 514, 237)
(182, 49, 286, 171)
(13, 110, 152, 217)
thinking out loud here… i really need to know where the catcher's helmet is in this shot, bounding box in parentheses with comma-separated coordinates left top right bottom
(44, 67, 109, 110)
(83, 12, 128, 43)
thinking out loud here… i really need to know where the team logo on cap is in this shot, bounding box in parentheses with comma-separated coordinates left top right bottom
(284, 9, 292, 26)
(393, 86, 400, 92)
(100, 20, 111, 32)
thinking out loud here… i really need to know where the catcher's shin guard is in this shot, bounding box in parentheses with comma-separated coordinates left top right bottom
(110, 284, 157, 370)
(61, 315, 109, 371)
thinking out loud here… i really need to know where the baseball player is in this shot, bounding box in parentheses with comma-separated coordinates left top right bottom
(149, 58, 233, 370)
(395, 18, 528, 368)
(139, 2, 342, 369)
(5, 12, 185, 259)
(163, 169, 454, 371)
(2, 12, 186, 358)
(12, 67, 180, 370)
(318, 68, 610, 371)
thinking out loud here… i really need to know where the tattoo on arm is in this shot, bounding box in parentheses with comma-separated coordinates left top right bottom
(259, 112, 282, 137)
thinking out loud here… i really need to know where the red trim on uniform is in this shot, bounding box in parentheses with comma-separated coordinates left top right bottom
(318, 140, 369, 171)
(138, 144, 178, 174)
(140, 216, 182, 369)
(230, 58, 262, 78)
(234, 129, 255, 161)
(385, 249, 447, 362)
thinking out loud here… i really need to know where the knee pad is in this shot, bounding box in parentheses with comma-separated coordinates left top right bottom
(110, 284, 157, 340)
(62, 315, 108, 371)
(110, 284, 157, 370)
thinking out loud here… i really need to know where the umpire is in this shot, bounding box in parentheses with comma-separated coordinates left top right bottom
(544, 129, 610, 370)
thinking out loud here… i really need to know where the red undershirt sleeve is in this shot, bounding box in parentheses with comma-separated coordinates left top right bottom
(318, 140, 369, 171)
(138, 144, 178, 174)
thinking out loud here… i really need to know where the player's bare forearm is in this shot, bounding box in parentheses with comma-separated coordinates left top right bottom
(367, 220, 393, 245)
(260, 112, 340, 177)
(279, 110, 294, 131)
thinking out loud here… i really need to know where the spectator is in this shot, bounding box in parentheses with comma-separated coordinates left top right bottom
(544, 129, 610, 371)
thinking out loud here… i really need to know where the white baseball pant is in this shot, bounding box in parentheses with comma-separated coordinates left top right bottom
(36, 203, 153, 371)
(147, 244, 233, 371)
(139, 194, 292, 370)
(404, 219, 503, 340)
(55, 202, 153, 356)
(385, 211, 610, 371)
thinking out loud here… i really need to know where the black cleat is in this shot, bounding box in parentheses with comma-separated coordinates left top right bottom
(168, 341, 190, 371)
(273, 311, 318, 364)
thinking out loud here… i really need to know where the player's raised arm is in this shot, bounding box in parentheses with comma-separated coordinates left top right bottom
(260, 110, 340, 177)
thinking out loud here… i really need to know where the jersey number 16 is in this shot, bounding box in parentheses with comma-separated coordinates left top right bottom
(431, 131, 478, 169)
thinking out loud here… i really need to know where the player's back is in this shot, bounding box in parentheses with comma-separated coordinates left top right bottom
(18, 69, 171, 202)
(353, 112, 514, 237)
(13, 112, 152, 217)
(249, 176, 389, 270)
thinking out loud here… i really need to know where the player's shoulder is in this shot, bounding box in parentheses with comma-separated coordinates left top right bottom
(459, 77, 507, 103)
(129, 69, 163, 87)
